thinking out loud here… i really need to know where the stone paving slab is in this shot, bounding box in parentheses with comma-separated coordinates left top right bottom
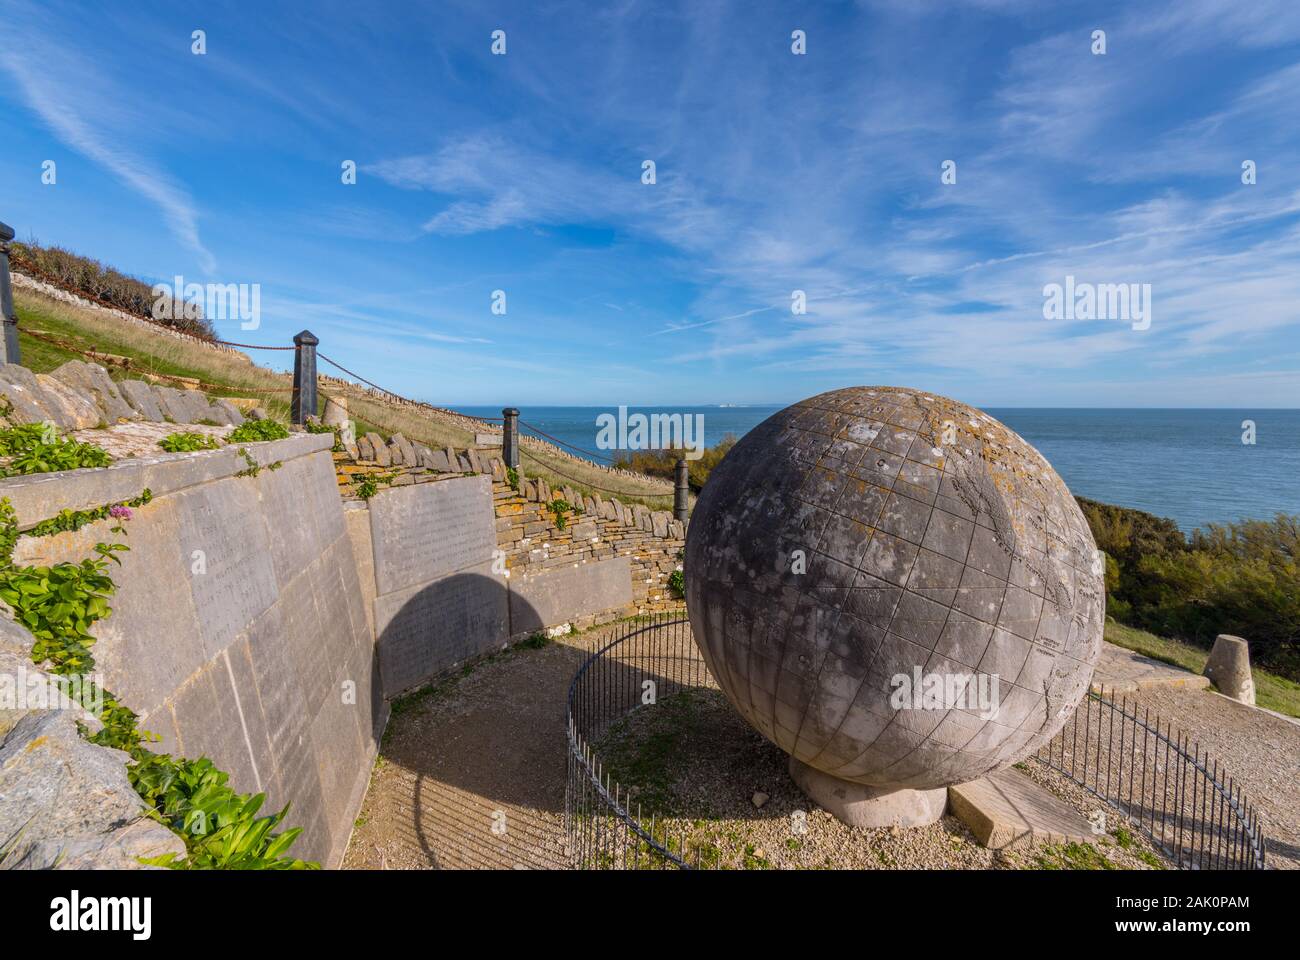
(948, 767, 1096, 849)
(1090, 641, 1211, 695)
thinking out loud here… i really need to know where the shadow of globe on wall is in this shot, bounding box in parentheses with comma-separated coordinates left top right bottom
(684, 386, 1105, 826)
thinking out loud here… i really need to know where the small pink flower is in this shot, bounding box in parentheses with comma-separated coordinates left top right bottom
(109, 505, 133, 521)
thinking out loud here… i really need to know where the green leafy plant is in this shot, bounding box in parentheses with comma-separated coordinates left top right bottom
(0, 494, 315, 869)
(158, 431, 220, 453)
(27, 491, 153, 540)
(228, 419, 290, 443)
(505, 466, 519, 491)
(0, 423, 112, 476)
(548, 498, 574, 530)
(233, 447, 282, 478)
(355, 472, 397, 501)
(130, 756, 312, 870)
(668, 568, 685, 599)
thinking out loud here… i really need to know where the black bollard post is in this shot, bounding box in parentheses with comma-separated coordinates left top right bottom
(674, 457, 689, 521)
(502, 407, 520, 469)
(0, 221, 19, 365)
(291, 329, 319, 425)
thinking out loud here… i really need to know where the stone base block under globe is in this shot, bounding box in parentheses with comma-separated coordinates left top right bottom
(684, 386, 1104, 822)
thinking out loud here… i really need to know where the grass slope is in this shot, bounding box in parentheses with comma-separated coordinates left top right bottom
(13, 287, 678, 509)
(1105, 620, 1300, 718)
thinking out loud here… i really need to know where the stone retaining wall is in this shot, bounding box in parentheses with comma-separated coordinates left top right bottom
(2, 433, 382, 867)
(0, 422, 686, 868)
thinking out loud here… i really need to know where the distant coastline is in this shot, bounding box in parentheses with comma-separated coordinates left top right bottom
(452, 405, 1300, 533)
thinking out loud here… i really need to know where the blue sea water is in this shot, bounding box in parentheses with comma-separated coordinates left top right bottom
(452, 405, 1300, 534)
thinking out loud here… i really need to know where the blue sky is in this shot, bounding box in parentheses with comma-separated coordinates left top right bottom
(1, 0, 1298, 407)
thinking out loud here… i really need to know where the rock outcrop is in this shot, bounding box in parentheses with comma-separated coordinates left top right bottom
(0, 361, 245, 431)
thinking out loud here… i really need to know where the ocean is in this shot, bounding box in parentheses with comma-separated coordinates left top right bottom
(451, 405, 1300, 534)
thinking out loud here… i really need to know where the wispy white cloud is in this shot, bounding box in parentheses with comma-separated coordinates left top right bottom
(0, 14, 216, 272)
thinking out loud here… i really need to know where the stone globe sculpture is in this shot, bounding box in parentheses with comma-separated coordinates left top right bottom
(684, 387, 1104, 827)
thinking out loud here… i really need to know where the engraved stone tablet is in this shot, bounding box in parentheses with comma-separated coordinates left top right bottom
(368, 476, 497, 594)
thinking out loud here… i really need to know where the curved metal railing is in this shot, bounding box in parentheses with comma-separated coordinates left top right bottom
(565, 615, 1269, 870)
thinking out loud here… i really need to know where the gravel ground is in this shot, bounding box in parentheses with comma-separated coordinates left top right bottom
(345, 618, 1291, 872)
(592, 686, 1166, 870)
(1117, 687, 1300, 869)
(343, 637, 588, 870)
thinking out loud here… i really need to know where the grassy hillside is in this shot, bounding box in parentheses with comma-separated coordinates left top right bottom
(1105, 621, 1299, 718)
(12, 286, 679, 509)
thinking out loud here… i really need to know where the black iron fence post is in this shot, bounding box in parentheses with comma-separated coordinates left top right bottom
(0, 221, 19, 366)
(674, 457, 689, 521)
(291, 329, 318, 424)
(503, 407, 520, 469)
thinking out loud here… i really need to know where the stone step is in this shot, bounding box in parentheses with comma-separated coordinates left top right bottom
(1090, 641, 1211, 694)
(948, 768, 1097, 849)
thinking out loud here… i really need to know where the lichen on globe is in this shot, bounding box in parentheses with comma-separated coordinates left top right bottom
(684, 386, 1104, 791)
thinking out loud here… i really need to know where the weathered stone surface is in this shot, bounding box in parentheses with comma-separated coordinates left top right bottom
(195, 398, 231, 425)
(948, 767, 1096, 849)
(0, 363, 59, 423)
(476, 432, 502, 447)
(344, 503, 377, 641)
(391, 434, 417, 467)
(368, 476, 497, 595)
(789, 757, 947, 828)
(118, 378, 165, 422)
(172, 479, 278, 661)
(1091, 641, 1210, 694)
(211, 398, 245, 425)
(366, 432, 390, 466)
(12, 499, 207, 717)
(50, 360, 137, 422)
(1204, 634, 1256, 705)
(0, 431, 369, 868)
(686, 386, 1105, 792)
(508, 556, 633, 635)
(220, 396, 259, 414)
(322, 394, 349, 428)
(375, 563, 509, 696)
(569, 520, 597, 541)
(0, 707, 184, 869)
(151, 385, 192, 423)
(177, 388, 214, 423)
(34, 373, 102, 429)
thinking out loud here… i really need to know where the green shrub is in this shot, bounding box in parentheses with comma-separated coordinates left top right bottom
(9, 239, 217, 339)
(668, 568, 685, 598)
(613, 433, 737, 492)
(0, 423, 112, 476)
(1078, 498, 1300, 681)
(228, 419, 289, 443)
(158, 431, 220, 453)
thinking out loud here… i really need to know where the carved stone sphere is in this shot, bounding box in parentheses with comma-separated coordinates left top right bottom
(685, 387, 1104, 790)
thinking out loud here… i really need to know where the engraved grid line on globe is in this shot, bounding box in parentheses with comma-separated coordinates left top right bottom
(686, 386, 1104, 790)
